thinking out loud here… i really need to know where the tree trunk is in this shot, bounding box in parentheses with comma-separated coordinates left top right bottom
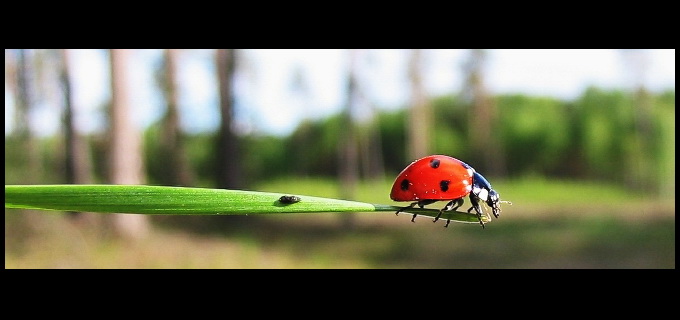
(620, 49, 655, 193)
(160, 49, 194, 186)
(338, 49, 360, 229)
(358, 51, 385, 181)
(463, 49, 504, 176)
(60, 49, 95, 221)
(359, 118, 386, 181)
(215, 49, 242, 189)
(407, 49, 431, 161)
(13, 49, 42, 184)
(107, 49, 149, 239)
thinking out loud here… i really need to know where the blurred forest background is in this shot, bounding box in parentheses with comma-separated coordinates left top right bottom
(4, 49, 675, 268)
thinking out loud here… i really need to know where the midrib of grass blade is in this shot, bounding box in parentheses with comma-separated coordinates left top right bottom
(4, 185, 487, 223)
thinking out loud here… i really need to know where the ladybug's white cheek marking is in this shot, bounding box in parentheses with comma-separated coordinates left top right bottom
(478, 189, 489, 201)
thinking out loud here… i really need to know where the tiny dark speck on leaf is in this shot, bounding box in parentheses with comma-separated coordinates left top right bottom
(278, 195, 301, 205)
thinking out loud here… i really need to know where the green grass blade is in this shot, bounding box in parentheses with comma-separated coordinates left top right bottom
(4, 185, 487, 223)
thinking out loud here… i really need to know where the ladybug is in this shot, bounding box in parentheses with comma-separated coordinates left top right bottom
(278, 195, 301, 204)
(390, 155, 509, 228)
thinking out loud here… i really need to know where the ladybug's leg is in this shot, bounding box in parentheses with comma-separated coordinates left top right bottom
(410, 200, 436, 222)
(433, 200, 454, 222)
(467, 196, 485, 229)
(444, 198, 465, 228)
(434, 198, 464, 223)
(395, 202, 417, 216)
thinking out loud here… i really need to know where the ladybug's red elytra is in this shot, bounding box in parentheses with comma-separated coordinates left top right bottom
(390, 155, 510, 228)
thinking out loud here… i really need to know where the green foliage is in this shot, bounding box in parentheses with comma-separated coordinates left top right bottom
(137, 87, 677, 195)
(572, 87, 674, 192)
(245, 115, 349, 181)
(217, 87, 680, 194)
(376, 109, 407, 173)
(576, 87, 632, 180)
(430, 94, 470, 160)
(6, 87, 674, 196)
(143, 123, 166, 184)
(241, 134, 289, 182)
(5, 135, 69, 185)
(496, 94, 570, 177)
(654, 90, 676, 196)
(143, 123, 213, 187)
(296, 115, 343, 176)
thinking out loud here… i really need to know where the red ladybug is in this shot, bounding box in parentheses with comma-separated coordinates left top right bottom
(390, 155, 509, 228)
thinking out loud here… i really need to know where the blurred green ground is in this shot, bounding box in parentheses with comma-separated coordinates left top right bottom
(4, 177, 675, 268)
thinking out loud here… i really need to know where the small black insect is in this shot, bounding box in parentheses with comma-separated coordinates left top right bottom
(278, 195, 301, 204)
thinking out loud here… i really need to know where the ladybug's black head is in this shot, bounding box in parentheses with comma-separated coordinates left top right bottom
(487, 189, 501, 218)
(471, 172, 509, 219)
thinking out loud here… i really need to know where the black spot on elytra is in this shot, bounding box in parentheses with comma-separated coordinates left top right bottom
(400, 179, 410, 191)
(429, 158, 440, 168)
(440, 180, 450, 192)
